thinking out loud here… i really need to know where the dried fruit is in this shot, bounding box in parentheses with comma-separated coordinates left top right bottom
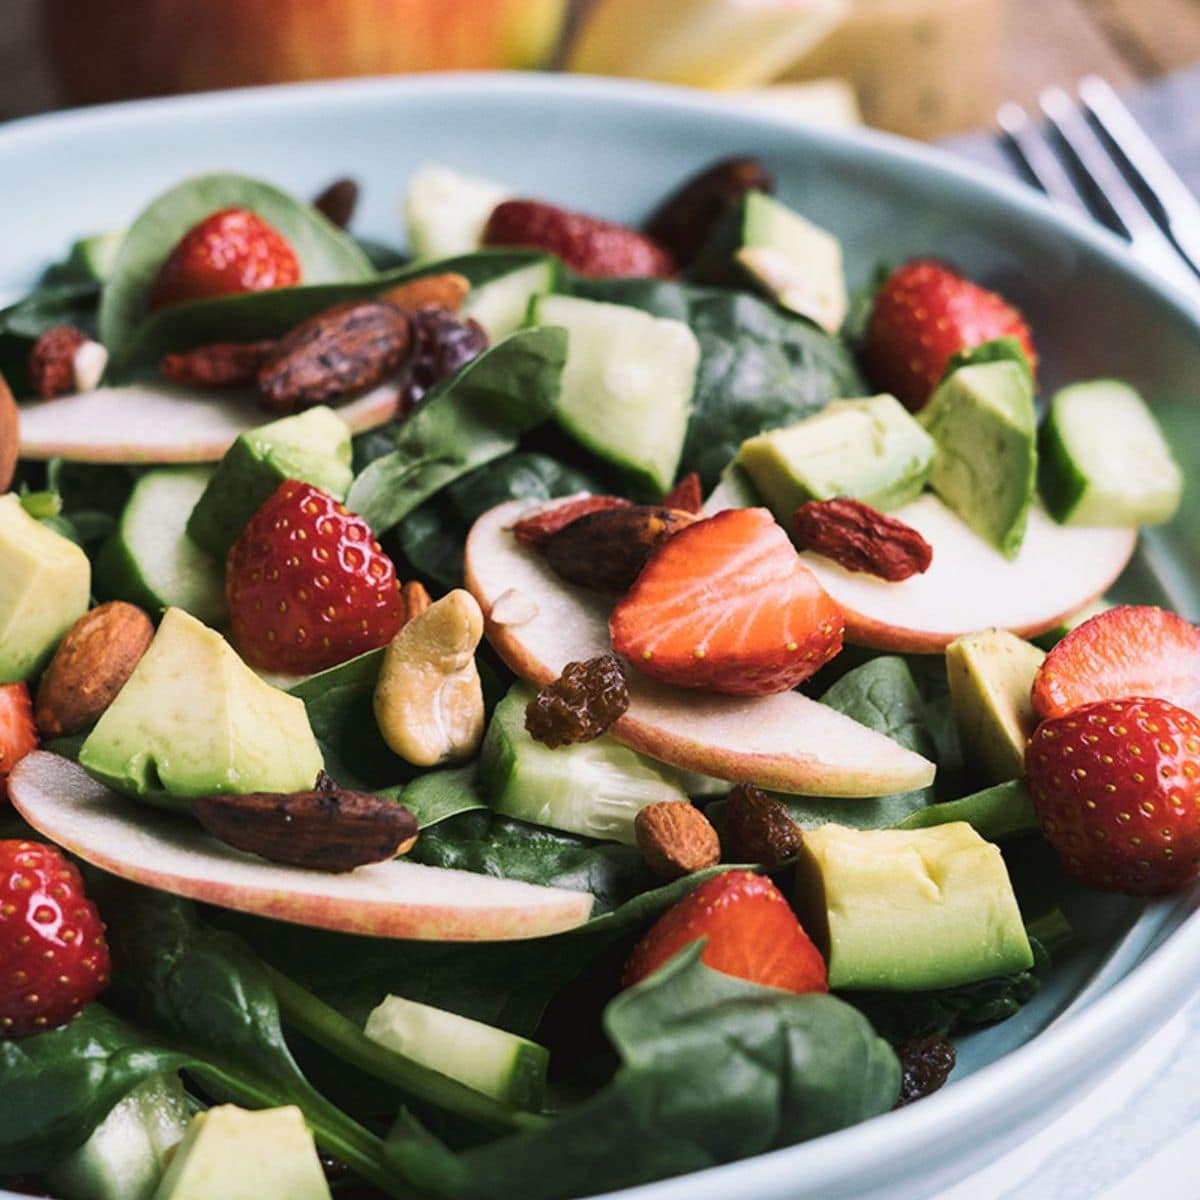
(35, 602, 155, 738)
(661, 471, 703, 514)
(723, 783, 802, 866)
(402, 579, 432, 624)
(541, 505, 698, 594)
(397, 308, 488, 414)
(525, 655, 630, 749)
(27, 325, 88, 399)
(645, 156, 775, 267)
(313, 177, 359, 229)
(510, 495, 632, 549)
(0, 684, 38, 803)
(160, 339, 276, 387)
(635, 802, 721, 880)
(257, 300, 410, 413)
(193, 772, 418, 873)
(895, 1036, 956, 1106)
(793, 498, 933, 582)
(379, 272, 470, 315)
(0, 373, 17, 493)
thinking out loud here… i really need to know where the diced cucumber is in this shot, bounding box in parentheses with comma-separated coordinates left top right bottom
(1039, 380, 1183, 526)
(461, 259, 559, 341)
(532, 293, 699, 495)
(405, 164, 511, 259)
(95, 468, 227, 625)
(365, 995, 548, 1110)
(480, 683, 690, 844)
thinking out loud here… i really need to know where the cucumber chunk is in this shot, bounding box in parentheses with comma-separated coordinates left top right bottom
(405, 164, 511, 260)
(532, 293, 699, 495)
(365, 995, 548, 1110)
(480, 683, 690, 844)
(96, 468, 227, 625)
(1039, 380, 1183, 526)
(461, 259, 559, 341)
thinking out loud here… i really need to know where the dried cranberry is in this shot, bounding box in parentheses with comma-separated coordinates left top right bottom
(895, 1035, 956, 1106)
(398, 309, 488, 414)
(525, 655, 630, 749)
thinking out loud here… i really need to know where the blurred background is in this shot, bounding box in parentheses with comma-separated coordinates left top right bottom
(2, 0, 1196, 141)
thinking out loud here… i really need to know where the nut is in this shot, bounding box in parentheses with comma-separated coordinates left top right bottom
(313, 177, 360, 229)
(0, 372, 17, 493)
(27, 325, 88, 399)
(635, 802, 721, 880)
(723, 783, 802, 866)
(793, 498, 933, 582)
(72, 339, 108, 392)
(34, 602, 154, 738)
(510, 494, 632, 549)
(489, 587, 538, 628)
(661, 471, 703, 514)
(379, 272, 470, 315)
(373, 589, 485, 767)
(160, 340, 277, 388)
(401, 580, 432, 625)
(193, 771, 418, 873)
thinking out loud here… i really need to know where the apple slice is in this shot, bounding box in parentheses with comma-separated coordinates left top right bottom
(8, 752, 594, 940)
(796, 494, 1138, 654)
(464, 499, 935, 797)
(18, 380, 398, 464)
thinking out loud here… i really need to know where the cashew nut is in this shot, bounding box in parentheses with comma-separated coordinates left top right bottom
(373, 589, 485, 767)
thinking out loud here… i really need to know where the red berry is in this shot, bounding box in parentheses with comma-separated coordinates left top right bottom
(0, 683, 38, 804)
(863, 259, 1037, 410)
(0, 840, 110, 1037)
(624, 870, 827, 993)
(149, 207, 302, 311)
(483, 200, 676, 279)
(226, 481, 406, 675)
(1026, 697, 1200, 895)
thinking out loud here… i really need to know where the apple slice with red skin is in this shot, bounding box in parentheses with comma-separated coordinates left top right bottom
(792, 494, 1138, 654)
(463, 499, 935, 797)
(8, 752, 594, 940)
(18, 380, 398, 464)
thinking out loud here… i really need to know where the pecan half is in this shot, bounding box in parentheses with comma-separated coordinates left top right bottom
(661, 472, 703, 514)
(28, 325, 88, 399)
(193, 772, 418, 873)
(793, 498, 933, 582)
(723, 783, 802, 866)
(257, 300, 411, 413)
(541, 505, 698, 594)
(510, 495, 632, 549)
(0, 373, 17, 493)
(379, 272, 470, 315)
(160, 340, 277, 388)
(313, 177, 360, 229)
(635, 802, 721, 880)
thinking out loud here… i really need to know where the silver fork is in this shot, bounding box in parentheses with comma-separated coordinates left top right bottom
(996, 75, 1200, 305)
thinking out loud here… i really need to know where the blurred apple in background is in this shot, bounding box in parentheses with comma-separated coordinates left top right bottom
(42, 0, 568, 104)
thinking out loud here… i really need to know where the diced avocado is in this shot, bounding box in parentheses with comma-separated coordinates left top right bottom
(946, 629, 1045, 785)
(795, 822, 1034, 990)
(79, 607, 323, 809)
(405, 164, 511, 259)
(187, 407, 353, 559)
(150, 1105, 330, 1200)
(461, 259, 559, 341)
(365, 995, 549, 1110)
(95, 468, 226, 626)
(0, 493, 91, 683)
(1033, 598, 1112, 651)
(47, 1075, 190, 1200)
(532, 293, 699, 495)
(736, 394, 935, 522)
(1039, 380, 1183, 527)
(919, 360, 1037, 558)
(479, 683, 689, 844)
(63, 229, 126, 283)
(896, 779, 1038, 841)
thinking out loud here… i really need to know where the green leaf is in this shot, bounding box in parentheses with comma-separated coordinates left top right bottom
(896, 779, 1038, 840)
(347, 327, 567, 534)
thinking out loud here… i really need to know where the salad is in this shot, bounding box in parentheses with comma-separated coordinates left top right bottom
(0, 152, 1192, 1200)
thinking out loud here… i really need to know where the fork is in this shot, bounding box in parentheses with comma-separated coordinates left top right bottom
(996, 75, 1200, 305)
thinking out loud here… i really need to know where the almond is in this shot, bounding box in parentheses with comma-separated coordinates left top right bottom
(379, 272, 470, 315)
(634, 801, 721, 881)
(723, 783, 802, 866)
(35, 602, 155, 738)
(0, 372, 17, 493)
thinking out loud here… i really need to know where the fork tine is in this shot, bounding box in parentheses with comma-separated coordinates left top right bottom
(996, 101, 1090, 215)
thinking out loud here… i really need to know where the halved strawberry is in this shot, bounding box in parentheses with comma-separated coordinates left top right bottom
(623, 870, 827, 993)
(1032, 605, 1200, 721)
(610, 507, 843, 696)
(0, 683, 38, 804)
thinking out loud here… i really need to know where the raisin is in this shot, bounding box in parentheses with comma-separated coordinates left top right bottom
(398, 308, 488, 414)
(895, 1035, 956, 1106)
(27, 324, 87, 399)
(525, 655, 630, 748)
(723, 783, 802, 866)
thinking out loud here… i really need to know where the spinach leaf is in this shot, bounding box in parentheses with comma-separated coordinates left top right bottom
(347, 327, 566, 534)
(399, 764, 486, 829)
(896, 779, 1038, 840)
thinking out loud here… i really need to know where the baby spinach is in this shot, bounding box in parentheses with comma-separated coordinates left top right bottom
(347, 327, 567, 534)
(398, 765, 487, 829)
(897, 779, 1039, 840)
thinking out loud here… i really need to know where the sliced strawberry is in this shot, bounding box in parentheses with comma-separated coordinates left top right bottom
(623, 870, 827, 993)
(1032, 605, 1200, 721)
(863, 259, 1037, 410)
(610, 507, 843, 696)
(510, 495, 631, 549)
(661, 471, 703, 514)
(0, 684, 38, 804)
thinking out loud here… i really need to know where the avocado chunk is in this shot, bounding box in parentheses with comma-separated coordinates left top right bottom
(946, 629, 1045, 785)
(405, 164, 511, 259)
(0, 494, 91, 683)
(736, 394, 935, 522)
(795, 822, 1034, 990)
(150, 1106, 331, 1200)
(80, 607, 323, 808)
(461, 259, 559, 341)
(1039, 380, 1183, 527)
(187, 407, 353, 558)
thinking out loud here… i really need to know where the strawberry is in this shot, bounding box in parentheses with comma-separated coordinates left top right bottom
(610, 507, 843, 696)
(483, 200, 676, 279)
(661, 471, 703, 514)
(862, 260, 1037, 410)
(226, 480, 406, 675)
(1026, 697, 1200, 895)
(149, 207, 302, 311)
(0, 840, 110, 1036)
(1032, 605, 1200, 721)
(0, 684, 38, 804)
(623, 870, 827, 993)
